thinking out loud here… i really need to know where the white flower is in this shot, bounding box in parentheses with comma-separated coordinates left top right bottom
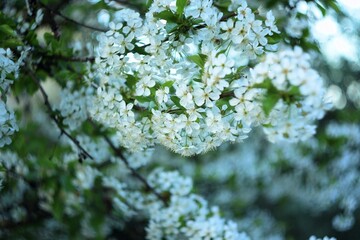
(206, 109, 223, 133)
(119, 101, 135, 120)
(220, 18, 235, 39)
(175, 84, 194, 109)
(265, 10, 279, 34)
(74, 166, 100, 190)
(309, 236, 337, 240)
(237, 2, 253, 21)
(212, 53, 234, 77)
(176, 114, 200, 134)
(193, 86, 220, 107)
(106, 22, 123, 36)
(286, 17, 307, 38)
(251, 27, 270, 46)
(135, 75, 155, 96)
(0, 100, 18, 148)
(155, 87, 169, 104)
(185, 0, 212, 19)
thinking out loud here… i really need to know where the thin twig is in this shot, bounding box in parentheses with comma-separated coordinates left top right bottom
(28, 70, 94, 160)
(26, 76, 167, 204)
(112, 0, 139, 8)
(142, 11, 238, 48)
(89, 120, 168, 205)
(39, 2, 108, 32)
(44, 54, 95, 63)
(103, 134, 168, 205)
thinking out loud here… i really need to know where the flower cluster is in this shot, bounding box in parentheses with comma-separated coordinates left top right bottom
(0, 141, 251, 240)
(0, 6, 41, 148)
(89, 0, 329, 156)
(285, 0, 309, 38)
(286, 16, 308, 38)
(309, 237, 336, 240)
(57, 83, 92, 131)
(0, 47, 29, 147)
(250, 46, 331, 142)
(0, 0, 355, 239)
(325, 123, 360, 231)
(146, 169, 249, 240)
(1, 48, 18, 91)
(0, 101, 18, 147)
(0, 48, 29, 91)
(166, 122, 359, 235)
(0, 151, 29, 226)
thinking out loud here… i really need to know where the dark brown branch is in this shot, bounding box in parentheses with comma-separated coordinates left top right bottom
(28, 70, 94, 161)
(103, 134, 167, 205)
(194, 12, 237, 30)
(39, 2, 108, 32)
(52, 0, 73, 12)
(43, 54, 95, 63)
(43, 6, 61, 38)
(112, 0, 140, 8)
(142, 11, 238, 49)
(88, 120, 168, 205)
(0, 207, 51, 230)
(220, 91, 235, 98)
(20, 84, 168, 205)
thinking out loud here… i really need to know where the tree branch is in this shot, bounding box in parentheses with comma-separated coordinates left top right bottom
(39, 1, 108, 32)
(28, 68, 167, 204)
(88, 120, 168, 205)
(43, 54, 95, 63)
(28, 70, 94, 161)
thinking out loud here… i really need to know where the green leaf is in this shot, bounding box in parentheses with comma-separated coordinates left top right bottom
(26, 30, 39, 46)
(303, 40, 321, 53)
(0, 12, 16, 27)
(162, 81, 174, 88)
(214, 0, 232, 11)
(44, 32, 54, 44)
(315, 1, 327, 16)
(216, 99, 230, 110)
(187, 54, 207, 69)
(44, 32, 60, 51)
(165, 21, 178, 33)
(0, 24, 16, 37)
(0, 38, 23, 48)
(190, 18, 204, 25)
(146, 0, 154, 8)
(170, 96, 183, 109)
(252, 78, 272, 89)
(265, 0, 282, 8)
(133, 45, 148, 55)
(125, 74, 138, 89)
(92, 0, 110, 9)
(328, 0, 341, 14)
(154, 10, 177, 22)
(262, 93, 280, 116)
(135, 96, 152, 103)
(53, 191, 64, 220)
(318, 0, 341, 14)
(60, 174, 75, 192)
(267, 32, 282, 44)
(216, 48, 228, 57)
(288, 86, 300, 96)
(176, 0, 187, 16)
